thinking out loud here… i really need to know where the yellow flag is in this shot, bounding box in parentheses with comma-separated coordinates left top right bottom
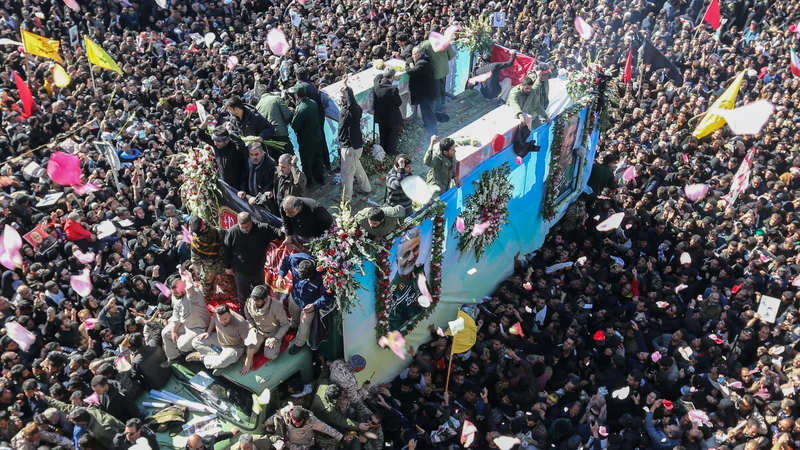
(692, 70, 745, 139)
(84, 36, 122, 75)
(445, 310, 478, 354)
(21, 30, 63, 64)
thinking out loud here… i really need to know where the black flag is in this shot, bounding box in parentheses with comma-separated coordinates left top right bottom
(639, 39, 684, 86)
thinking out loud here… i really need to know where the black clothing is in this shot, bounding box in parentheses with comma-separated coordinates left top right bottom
(281, 197, 334, 240)
(197, 129, 248, 188)
(338, 87, 364, 149)
(474, 53, 516, 99)
(406, 58, 436, 105)
(234, 107, 275, 141)
(224, 221, 283, 275)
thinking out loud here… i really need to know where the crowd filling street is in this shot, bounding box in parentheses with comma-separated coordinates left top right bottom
(0, 0, 800, 449)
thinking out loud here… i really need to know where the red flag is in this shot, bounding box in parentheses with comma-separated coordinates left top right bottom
(491, 44, 535, 86)
(622, 45, 633, 83)
(11, 71, 34, 119)
(702, 0, 721, 30)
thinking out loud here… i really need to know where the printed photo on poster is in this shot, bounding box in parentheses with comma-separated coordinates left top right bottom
(556, 113, 584, 200)
(23, 223, 57, 253)
(387, 221, 433, 332)
(757, 295, 781, 324)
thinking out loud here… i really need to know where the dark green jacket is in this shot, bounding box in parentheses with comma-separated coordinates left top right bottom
(310, 380, 361, 431)
(291, 98, 324, 151)
(421, 40, 456, 80)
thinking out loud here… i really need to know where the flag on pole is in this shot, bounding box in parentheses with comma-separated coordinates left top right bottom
(11, 71, 34, 119)
(84, 37, 123, 75)
(791, 48, 800, 78)
(622, 45, 633, 83)
(444, 310, 478, 354)
(21, 30, 63, 63)
(692, 70, 745, 138)
(640, 39, 683, 86)
(702, 0, 721, 30)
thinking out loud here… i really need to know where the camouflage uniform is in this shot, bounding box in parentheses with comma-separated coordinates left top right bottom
(268, 405, 343, 450)
(327, 361, 384, 450)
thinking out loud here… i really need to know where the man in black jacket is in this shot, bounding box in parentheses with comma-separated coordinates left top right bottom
(406, 46, 437, 138)
(338, 75, 371, 202)
(111, 418, 159, 450)
(238, 143, 277, 206)
(373, 67, 403, 155)
(280, 196, 334, 247)
(225, 95, 275, 142)
(186, 429, 239, 450)
(470, 50, 516, 101)
(197, 115, 248, 188)
(224, 212, 283, 309)
(91, 375, 141, 424)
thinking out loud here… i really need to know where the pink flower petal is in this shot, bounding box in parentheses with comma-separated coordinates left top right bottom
(154, 282, 172, 297)
(226, 55, 239, 69)
(685, 184, 709, 201)
(63, 0, 80, 12)
(181, 225, 193, 244)
(73, 249, 96, 264)
(0, 225, 23, 270)
(719, 100, 774, 136)
(455, 216, 466, 233)
(596, 212, 624, 232)
(47, 151, 83, 186)
(73, 182, 100, 195)
(378, 331, 407, 359)
(471, 221, 491, 237)
(436, 327, 445, 337)
(622, 165, 637, 182)
(574, 16, 594, 40)
(515, 156, 523, 165)
(267, 29, 290, 56)
(5, 321, 35, 352)
(522, 282, 532, 291)
(70, 268, 93, 297)
(417, 273, 433, 307)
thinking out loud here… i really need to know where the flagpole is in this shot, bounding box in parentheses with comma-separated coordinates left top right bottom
(444, 342, 456, 394)
(88, 63, 98, 95)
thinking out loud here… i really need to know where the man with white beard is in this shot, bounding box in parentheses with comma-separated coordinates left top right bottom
(388, 227, 428, 331)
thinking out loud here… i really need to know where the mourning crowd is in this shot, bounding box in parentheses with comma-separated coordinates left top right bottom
(1, 0, 800, 448)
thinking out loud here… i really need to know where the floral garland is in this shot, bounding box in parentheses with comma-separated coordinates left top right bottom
(309, 202, 387, 315)
(457, 15, 494, 56)
(542, 104, 591, 221)
(454, 163, 513, 262)
(566, 57, 617, 105)
(374, 202, 446, 338)
(179, 145, 222, 225)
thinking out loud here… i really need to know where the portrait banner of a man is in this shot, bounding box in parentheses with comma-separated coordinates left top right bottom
(387, 222, 434, 333)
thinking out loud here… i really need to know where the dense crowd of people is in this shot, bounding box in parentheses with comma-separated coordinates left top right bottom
(0, 0, 799, 448)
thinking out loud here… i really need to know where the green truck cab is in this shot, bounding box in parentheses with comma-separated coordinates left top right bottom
(138, 346, 313, 449)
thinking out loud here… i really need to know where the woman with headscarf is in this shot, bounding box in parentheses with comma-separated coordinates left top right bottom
(188, 216, 233, 300)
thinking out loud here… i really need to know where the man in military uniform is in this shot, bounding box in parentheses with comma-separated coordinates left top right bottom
(354, 206, 406, 239)
(266, 405, 344, 450)
(507, 63, 555, 131)
(239, 285, 291, 376)
(388, 227, 428, 331)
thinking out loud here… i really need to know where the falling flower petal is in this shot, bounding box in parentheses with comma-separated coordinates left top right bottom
(611, 386, 630, 400)
(0, 225, 23, 270)
(622, 165, 637, 182)
(577, 256, 587, 265)
(181, 225, 193, 244)
(515, 156, 523, 165)
(226, 55, 239, 69)
(596, 212, 624, 232)
(63, 0, 80, 12)
(53, 63, 71, 88)
(115, 356, 132, 372)
(417, 273, 433, 308)
(377, 331, 407, 359)
(401, 175, 437, 204)
(73, 182, 100, 195)
(70, 268, 93, 297)
(574, 16, 594, 40)
(429, 25, 460, 52)
(680, 253, 692, 265)
(522, 282, 532, 291)
(467, 268, 477, 275)
(436, 327, 445, 337)
(455, 217, 466, 233)
(204, 32, 216, 47)
(685, 184, 709, 201)
(471, 221, 491, 237)
(651, 351, 662, 362)
(493, 435, 520, 450)
(5, 321, 35, 352)
(154, 282, 172, 297)
(468, 72, 492, 85)
(47, 151, 83, 186)
(719, 100, 774, 136)
(509, 322, 524, 337)
(84, 318, 97, 330)
(461, 420, 478, 447)
(73, 249, 95, 264)
(267, 29, 290, 56)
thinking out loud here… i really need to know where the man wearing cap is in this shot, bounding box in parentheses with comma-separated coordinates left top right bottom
(255, 85, 294, 160)
(267, 405, 343, 450)
(239, 285, 290, 376)
(373, 67, 403, 156)
(328, 355, 370, 405)
(198, 114, 248, 188)
(290, 84, 326, 187)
